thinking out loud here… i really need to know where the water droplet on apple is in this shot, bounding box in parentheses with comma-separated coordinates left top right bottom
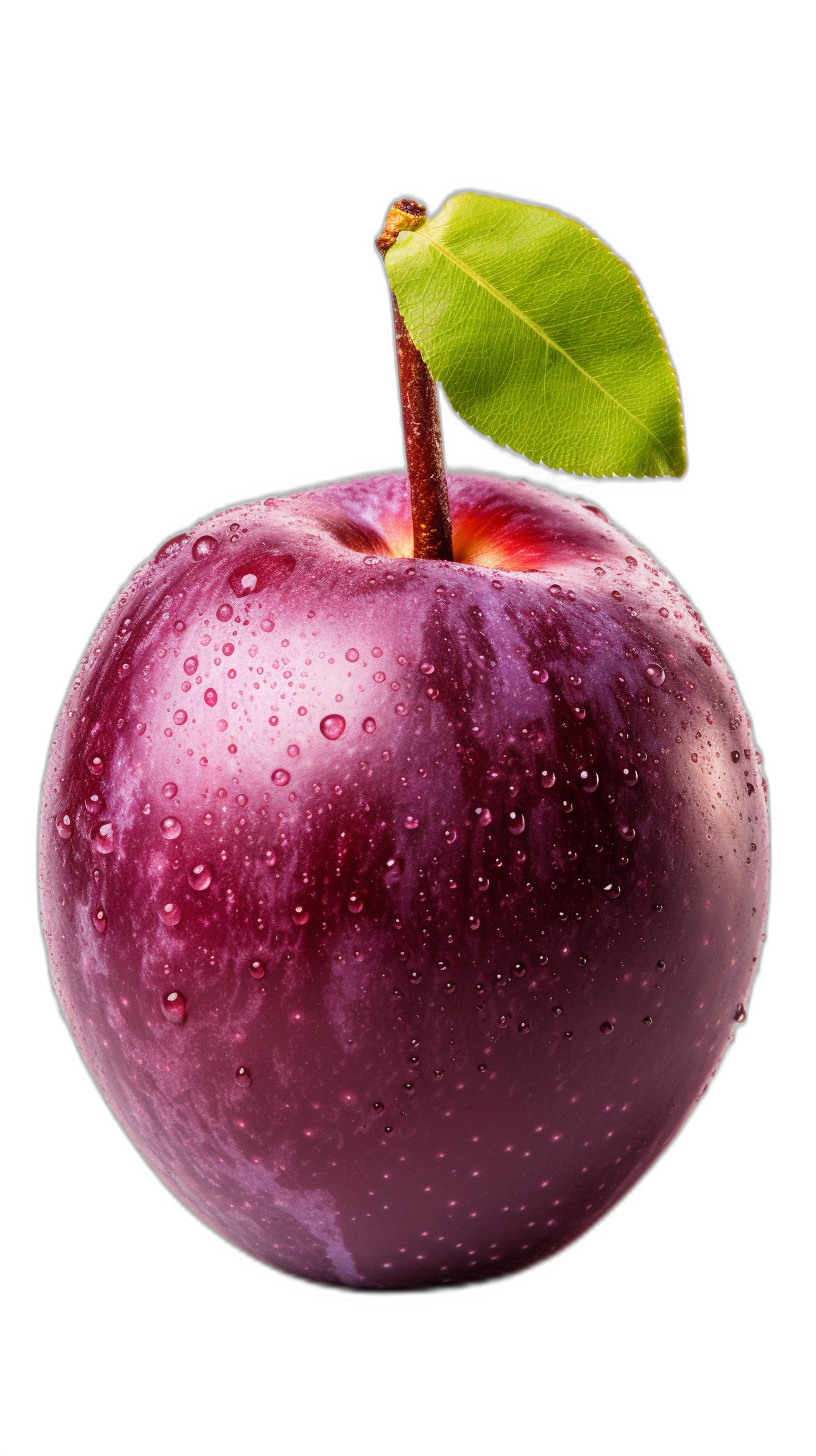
(320, 714, 346, 740)
(92, 821, 115, 854)
(162, 782, 178, 799)
(578, 769, 599, 793)
(475, 807, 492, 827)
(287, 745, 300, 758)
(599, 1020, 614, 1034)
(271, 769, 291, 786)
(734, 1003, 746, 1023)
(420, 662, 435, 675)
(444, 827, 457, 843)
(160, 816, 182, 840)
(292, 903, 309, 925)
(362, 717, 377, 734)
(235, 1065, 252, 1087)
(645, 664, 665, 687)
(621, 767, 638, 786)
(264, 848, 277, 867)
(619, 824, 636, 842)
(261, 619, 274, 633)
(173, 709, 187, 726)
(188, 862, 212, 891)
(87, 754, 104, 776)
(202, 688, 216, 707)
(347, 892, 364, 913)
(191, 535, 218, 559)
(373, 670, 386, 684)
(159, 901, 182, 926)
(405, 815, 419, 830)
(531, 667, 549, 684)
(162, 990, 187, 1024)
(602, 883, 620, 899)
(56, 813, 73, 839)
(249, 959, 266, 979)
(183, 656, 198, 676)
(345, 648, 359, 663)
(506, 809, 526, 835)
(216, 604, 233, 622)
(541, 770, 556, 789)
(476, 874, 489, 892)
(92, 906, 107, 934)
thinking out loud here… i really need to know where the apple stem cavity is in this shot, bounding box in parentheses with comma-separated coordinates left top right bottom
(377, 200, 452, 561)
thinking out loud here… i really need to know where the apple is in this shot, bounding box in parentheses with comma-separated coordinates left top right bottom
(39, 470, 768, 1288)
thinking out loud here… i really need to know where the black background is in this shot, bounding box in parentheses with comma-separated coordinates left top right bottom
(30, 136, 786, 1333)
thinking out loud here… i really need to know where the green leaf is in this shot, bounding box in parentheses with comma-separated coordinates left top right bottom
(384, 192, 685, 478)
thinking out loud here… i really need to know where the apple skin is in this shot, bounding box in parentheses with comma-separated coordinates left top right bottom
(39, 473, 768, 1289)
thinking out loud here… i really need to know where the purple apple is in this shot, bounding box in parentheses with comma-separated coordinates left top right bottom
(39, 472, 768, 1288)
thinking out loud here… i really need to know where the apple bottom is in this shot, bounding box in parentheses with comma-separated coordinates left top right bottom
(50, 863, 755, 1291)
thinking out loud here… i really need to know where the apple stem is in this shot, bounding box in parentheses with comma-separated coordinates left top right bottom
(377, 200, 452, 561)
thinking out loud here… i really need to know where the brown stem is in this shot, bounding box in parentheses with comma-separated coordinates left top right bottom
(376, 200, 452, 561)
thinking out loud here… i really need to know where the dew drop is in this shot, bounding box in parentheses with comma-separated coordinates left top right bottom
(621, 766, 638, 786)
(362, 717, 377, 734)
(87, 754, 104, 777)
(475, 806, 492, 827)
(599, 1020, 614, 1034)
(578, 769, 599, 793)
(345, 648, 359, 663)
(92, 821, 115, 854)
(202, 688, 217, 707)
(541, 770, 556, 789)
(619, 824, 636, 842)
(734, 1003, 746, 1023)
(188, 862, 212, 891)
(56, 813, 73, 839)
(531, 667, 549, 684)
(216, 604, 233, 622)
(347, 892, 364, 914)
(235, 1065, 253, 1087)
(160, 816, 182, 840)
(602, 882, 621, 899)
(506, 809, 526, 835)
(271, 769, 291, 786)
(405, 815, 419, 830)
(162, 990, 187, 1024)
(191, 535, 218, 559)
(320, 714, 346, 740)
(249, 959, 266, 979)
(159, 901, 182, 926)
(645, 663, 665, 687)
(287, 744, 300, 758)
(292, 903, 309, 925)
(261, 619, 275, 633)
(444, 827, 457, 844)
(183, 656, 198, 676)
(173, 709, 188, 726)
(92, 906, 107, 935)
(162, 782, 178, 799)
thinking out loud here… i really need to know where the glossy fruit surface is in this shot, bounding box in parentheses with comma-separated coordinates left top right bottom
(39, 473, 768, 1288)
